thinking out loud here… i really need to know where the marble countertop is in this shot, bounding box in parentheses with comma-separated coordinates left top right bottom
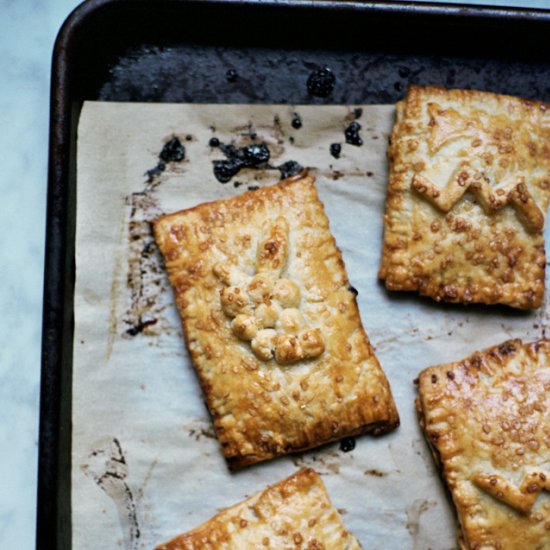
(1, 0, 549, 548)
(1, 2, 82, 547)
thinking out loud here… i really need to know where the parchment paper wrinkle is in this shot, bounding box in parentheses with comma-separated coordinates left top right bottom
(74, 102, 550, 549)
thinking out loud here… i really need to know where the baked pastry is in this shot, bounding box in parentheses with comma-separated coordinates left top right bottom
(155, 467, 362, 549)
(153, 174, 399, 468)
(379, 85, 550, 308)
(416, 339, 550, 549)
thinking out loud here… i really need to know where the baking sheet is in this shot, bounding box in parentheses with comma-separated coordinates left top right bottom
(74, 101, 550, 549)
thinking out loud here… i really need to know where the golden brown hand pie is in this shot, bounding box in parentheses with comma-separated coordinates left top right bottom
(153, 175, 399, 469)
(380, 85, 550, 309)
(416, 339, 550, 549)
(155, 468, 362, 550)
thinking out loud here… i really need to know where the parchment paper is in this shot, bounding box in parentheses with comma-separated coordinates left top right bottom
(74, 102, 550, 549)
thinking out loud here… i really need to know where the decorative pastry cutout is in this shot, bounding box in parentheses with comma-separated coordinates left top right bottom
(412, 167, 544, 233)
(473, 470, 550, 514)
(413, 101, 545, 232)
(214, 216, 325, 365)
(416, 339, 550, 549)
(380, 85, 550, 308)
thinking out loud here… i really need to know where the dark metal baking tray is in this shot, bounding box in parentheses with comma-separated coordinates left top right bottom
(40, 0, 550, 548)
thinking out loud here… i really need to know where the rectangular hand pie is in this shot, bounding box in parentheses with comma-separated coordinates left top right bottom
(155, 468, 362, 549)
(153, 175, 399, 468)
(379, 85, 550, 309)
(416, 339, 550, 549)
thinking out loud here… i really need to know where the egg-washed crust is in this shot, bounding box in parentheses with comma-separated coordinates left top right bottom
(153, 175, 399, 469)
(155, 468, 362, 550)
(379, 85, 550, 309)
(416, 339, 550, 549)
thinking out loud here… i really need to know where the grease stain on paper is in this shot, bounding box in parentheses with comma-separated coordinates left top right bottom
(107, 210, 129, 360)
(82, 437, 140, 550)
(406, 499, 437, 550)
(188, 426, 217, 442)
(364, 469, 388, 477)
(290, 447, 350, 475)
(412, 437, 437, 475)
(124, 191, 167, 338)
(137, 458, 159, 500)
(121, 135, 187, 340)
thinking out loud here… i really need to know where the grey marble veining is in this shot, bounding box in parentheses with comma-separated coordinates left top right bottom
(0, 0, 548, 549)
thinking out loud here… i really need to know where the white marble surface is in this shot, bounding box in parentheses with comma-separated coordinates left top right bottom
(0, 1, 82, 548)
(0, 0, 549, 549)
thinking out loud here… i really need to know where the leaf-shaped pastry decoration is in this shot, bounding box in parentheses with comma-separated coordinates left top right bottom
(427, 103, 482, 154)
(214, 216, 325, 365)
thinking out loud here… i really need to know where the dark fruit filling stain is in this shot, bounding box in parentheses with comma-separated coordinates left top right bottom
(291, 113, 303, 129)
(159, 136, 185, 162)
(210, 139, 303, 184)
(340, 437, 356, 452)
(126, 317, 157, 336)
(226, 69, 238, 82)
(212, 142, 270, 183)
(277, 160, 303, 179)
(344, 121, 363, 146)
(145, 162, 166, 183)
(213, 158, 246, 183)
(348, 285, 359, 296)
(330, 143, 342, 159)
(307, 67, 336, 98)
(145, 136, 185, 182)
(241, 142, 271, 164)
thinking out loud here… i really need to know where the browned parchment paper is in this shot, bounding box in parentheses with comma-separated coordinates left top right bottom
(74, 102, 550, 549)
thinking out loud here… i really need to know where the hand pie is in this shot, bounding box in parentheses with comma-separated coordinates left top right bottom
(416, 339, 550, 549)
(153, 174, 398, 468)
(379, 85, 550, 309)
(155, 468, 362, 550)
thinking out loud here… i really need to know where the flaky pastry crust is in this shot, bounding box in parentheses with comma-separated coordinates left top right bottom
(153, 175, 398, 468)
(155, 468, 362, 550)
(416, 339, 550, 549)
(380, 85, 550, 308)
